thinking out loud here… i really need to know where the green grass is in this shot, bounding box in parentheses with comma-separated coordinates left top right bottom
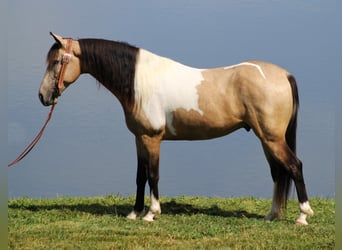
(8, 196, 335, 249)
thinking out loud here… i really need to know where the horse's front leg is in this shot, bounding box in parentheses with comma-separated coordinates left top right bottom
(128, 134, 162, 221)
(127, 155, 147, 219)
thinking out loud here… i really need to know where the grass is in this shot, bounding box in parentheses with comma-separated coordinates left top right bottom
(8, 196, 335, 249)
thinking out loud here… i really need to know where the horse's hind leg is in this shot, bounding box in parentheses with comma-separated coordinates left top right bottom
(263, 148, 288, 221)
(262, 140, 313, 225)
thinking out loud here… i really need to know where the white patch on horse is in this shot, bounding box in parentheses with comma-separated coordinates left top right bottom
(224, 62, 266, 79)
(295, 201, 314, 225)
(134, 49, 204, 135)
(296, 212, 308, 225)
(299, 201, 314, 216)
(143, 193, 161, 221)
(127, 209, 145, 220)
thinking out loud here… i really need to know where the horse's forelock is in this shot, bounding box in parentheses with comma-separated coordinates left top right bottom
(46, 43, 61, 64)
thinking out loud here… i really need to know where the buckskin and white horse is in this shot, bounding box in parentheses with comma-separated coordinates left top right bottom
(38, 33, 313, 225)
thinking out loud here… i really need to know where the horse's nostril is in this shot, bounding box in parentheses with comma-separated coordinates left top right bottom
(38, 93, 48, 106)
(38, 93, 44, 102)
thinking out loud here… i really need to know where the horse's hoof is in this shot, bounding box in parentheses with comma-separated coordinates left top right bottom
(143, 211, 156, 222)
(296, 218, 308, 226)
(265, 212, 279, 221)
(127, 211, 138, 220)
(127, 210, 144, 220)
(296, 213, 309, 226)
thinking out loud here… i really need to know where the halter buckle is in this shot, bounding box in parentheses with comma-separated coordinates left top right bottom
(62, 53, 72, 64)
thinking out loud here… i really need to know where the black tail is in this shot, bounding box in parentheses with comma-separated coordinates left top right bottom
(275, 74, 299, 211)
(285, 74, 299, 154)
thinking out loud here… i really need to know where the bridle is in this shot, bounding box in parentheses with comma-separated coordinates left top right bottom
(8, 39, 73, 167)
(56, 38, 73, 96)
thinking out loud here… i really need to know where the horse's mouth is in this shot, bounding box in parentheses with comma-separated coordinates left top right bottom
(50, 88, 59, 105)
(38, 93, 58, 106)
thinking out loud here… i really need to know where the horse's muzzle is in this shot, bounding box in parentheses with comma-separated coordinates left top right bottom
(38, 90, 58, 106)
(38, 92, 48, 106)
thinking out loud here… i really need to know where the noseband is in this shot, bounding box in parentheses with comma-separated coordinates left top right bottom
(56, 38, 73, 96)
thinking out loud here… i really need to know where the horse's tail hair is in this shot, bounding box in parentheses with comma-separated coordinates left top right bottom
(275, 74, 299, 212)
(286, 74, 299, 154)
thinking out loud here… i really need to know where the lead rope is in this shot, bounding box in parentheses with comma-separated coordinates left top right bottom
(8, 103, 56, 167)
(8, 39, 73, 167)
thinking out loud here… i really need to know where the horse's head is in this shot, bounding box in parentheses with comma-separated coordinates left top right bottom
(39, 32, 81, 106)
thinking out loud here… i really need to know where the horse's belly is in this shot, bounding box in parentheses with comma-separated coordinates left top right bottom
(163, 108, 243, 140)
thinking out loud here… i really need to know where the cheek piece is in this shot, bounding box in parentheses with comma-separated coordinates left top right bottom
(56, 39, 73, 96)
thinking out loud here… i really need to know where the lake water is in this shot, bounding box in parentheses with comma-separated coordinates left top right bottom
(8, 1, 337, 199)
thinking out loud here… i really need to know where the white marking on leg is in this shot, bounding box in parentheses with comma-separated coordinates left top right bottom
(299, 201, 314, 216)
(143, 193, 161, 222)
(142, 211, 155, 222)
(134, 49, 205, 135)
(150, 193, 161, 214)
(127, 209, 145, 220)
(296, 212, 308, 225)
(224, 62, 266, 79)
(295, 202, 313, 225)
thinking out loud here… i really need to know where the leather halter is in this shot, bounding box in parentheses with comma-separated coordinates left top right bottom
(56, 38, 73, 96)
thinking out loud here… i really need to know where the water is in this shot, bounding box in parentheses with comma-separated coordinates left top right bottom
(8, 1, 337, 199)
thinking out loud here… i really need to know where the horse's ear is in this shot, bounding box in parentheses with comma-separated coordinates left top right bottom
(50, 32, 65, 48)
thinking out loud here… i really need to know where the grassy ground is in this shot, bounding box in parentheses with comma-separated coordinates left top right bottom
(8, 196, 335, 249)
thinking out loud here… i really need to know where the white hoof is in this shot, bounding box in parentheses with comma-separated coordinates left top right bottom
(127, 209, 144, 220)
(143, 211, 155, 222)
(296, 213, 308, 226)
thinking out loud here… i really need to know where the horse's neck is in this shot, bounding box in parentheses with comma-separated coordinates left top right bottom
(79, 39, 138, 108)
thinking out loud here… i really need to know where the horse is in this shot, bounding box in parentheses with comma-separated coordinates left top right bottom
(39, 32, 314, 225)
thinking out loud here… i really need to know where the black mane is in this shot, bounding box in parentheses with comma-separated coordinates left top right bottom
(78, 39, 139, 109)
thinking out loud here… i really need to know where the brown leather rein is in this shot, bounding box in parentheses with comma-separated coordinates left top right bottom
(8, 39, 73, 167)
